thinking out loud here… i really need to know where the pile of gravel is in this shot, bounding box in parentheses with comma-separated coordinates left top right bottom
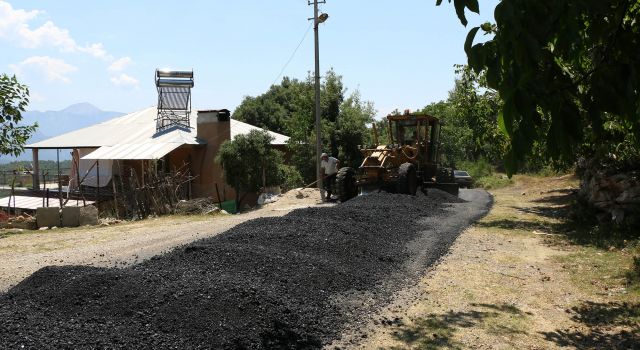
(0, 190, 488, 349)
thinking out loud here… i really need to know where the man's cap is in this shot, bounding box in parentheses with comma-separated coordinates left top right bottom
(321, 153, 328, 158)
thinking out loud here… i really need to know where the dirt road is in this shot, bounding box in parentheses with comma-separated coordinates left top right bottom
(0, 190, 323, 292)
(348, 175, 639, 349)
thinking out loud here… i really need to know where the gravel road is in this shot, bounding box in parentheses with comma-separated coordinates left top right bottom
(0, 189, 491, 349)
(0, 201, 319, 292)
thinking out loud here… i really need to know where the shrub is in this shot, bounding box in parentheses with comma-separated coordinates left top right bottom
(456, 158, 493, 178)
(278, 165, 304, 192)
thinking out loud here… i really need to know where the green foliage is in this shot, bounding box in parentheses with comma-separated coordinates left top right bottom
(335, 91, 376, 168)
(474, 174, 512, 190)
(419, 65, 506, 167)
(455, 158, 512, 189)
(215, 130, 284, 208)
(0, 74, 37, 157)
(630, 255, 640, 286)
(278, 164, 304, 192)
(371, 118, 391, 145)
(443, 0, 640, 175)
(233, 69, 376, 183)
(456, 158, 493, 178)
(435, 0, 480, 26)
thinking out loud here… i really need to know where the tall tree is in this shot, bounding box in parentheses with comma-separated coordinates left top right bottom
(0, 74, 37, 157)
(419, 65, 505, 166)
(233, 70, 375, 183)
(335, 91, 376, 168)
(438, 0, 640, 174)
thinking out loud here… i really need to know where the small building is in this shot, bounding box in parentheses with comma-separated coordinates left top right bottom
(14, 70, 289, 212)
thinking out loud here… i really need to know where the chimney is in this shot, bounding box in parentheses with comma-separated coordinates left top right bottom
(191, 109, 231, 198)
(196, 109, 231, 141)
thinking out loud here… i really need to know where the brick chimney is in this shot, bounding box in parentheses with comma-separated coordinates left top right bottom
(191, 109, 231, 198)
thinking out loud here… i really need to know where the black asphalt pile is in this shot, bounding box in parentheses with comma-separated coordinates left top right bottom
(0, 190, 489, 349)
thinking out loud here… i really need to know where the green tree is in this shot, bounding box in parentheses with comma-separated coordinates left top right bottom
(215, 130, 284, 210)
(335, 91, 376, 168)
(418, 65, 506, 167)
(439, 0, 640, 175)
(1, 74, 37, 157)
(233, 69, 376, 183)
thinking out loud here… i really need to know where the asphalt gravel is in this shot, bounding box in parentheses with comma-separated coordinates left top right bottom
(0, 188, 491, 349)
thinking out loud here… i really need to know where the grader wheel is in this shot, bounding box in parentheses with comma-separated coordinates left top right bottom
(336, 167, 358, 202)
(396, 163, 418, 195)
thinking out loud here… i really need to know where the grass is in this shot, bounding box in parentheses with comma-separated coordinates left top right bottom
(0, 229, 29, 240)
(474, 174, 513, 190)
(389, 304, 531, 350)
(367, 174, 639, 349)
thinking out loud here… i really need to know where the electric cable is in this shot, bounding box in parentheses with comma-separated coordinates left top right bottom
(271, 22, 313, 87)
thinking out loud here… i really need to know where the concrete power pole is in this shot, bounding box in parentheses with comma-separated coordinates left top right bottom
(309, 0, 328, 201)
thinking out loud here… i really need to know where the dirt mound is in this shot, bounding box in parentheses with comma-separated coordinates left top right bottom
(264, 187, 322, 210)
(0, 190, 490, 349)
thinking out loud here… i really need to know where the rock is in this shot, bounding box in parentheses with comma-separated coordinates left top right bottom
(611, 208, 625, 224)
(79, 205, 99, 226)
(38, 227, 49, 231)
(61, 207, 81, 227)
(205, 207, 221, 215)
(616, 187, 640, 204)
(36, 207, 61, 228)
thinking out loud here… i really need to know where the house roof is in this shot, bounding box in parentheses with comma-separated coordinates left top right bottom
(26, 107, 290, 153)
(230, 119, 289, 145)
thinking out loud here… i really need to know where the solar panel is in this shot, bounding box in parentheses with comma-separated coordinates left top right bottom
(155, 69, 194, 132)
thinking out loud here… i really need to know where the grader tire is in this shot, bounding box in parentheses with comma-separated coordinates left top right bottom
(336, 167, 358, 202)
(397, 163, 418, 195)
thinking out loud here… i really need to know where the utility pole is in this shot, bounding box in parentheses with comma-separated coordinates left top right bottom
(308, 0, 328, 201)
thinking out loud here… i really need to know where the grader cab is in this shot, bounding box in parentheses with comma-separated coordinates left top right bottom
(335, 110, 459, 202)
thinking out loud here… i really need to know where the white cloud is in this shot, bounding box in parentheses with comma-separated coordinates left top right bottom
(9, 56, 77, 83)
(0, 1, 112, 60)
(78, 43, 113, 61)
(110, 73, 139, 87)
(108, 56, 132, 72)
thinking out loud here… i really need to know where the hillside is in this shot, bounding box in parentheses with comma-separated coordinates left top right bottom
(0, 103, 123, 163)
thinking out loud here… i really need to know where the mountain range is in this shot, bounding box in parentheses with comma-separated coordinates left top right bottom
(0, 103, 123, 163)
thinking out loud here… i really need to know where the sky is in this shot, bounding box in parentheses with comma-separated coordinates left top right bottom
(0, 0, 499, 119)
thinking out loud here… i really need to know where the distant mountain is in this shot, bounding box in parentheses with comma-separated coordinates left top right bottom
(0, 103, 124, 163)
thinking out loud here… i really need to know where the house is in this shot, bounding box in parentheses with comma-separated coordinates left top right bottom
(16, 70, 289, 211)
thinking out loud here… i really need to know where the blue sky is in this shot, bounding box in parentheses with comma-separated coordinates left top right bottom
(0, 0, 499, 118)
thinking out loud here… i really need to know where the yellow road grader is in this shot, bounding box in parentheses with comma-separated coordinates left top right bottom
(335, 110, 459, 202)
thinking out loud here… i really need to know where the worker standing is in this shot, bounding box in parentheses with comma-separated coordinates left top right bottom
(320, 152, 340, 201)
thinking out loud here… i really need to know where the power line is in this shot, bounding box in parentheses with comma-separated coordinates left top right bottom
(271, 22, 313, 87)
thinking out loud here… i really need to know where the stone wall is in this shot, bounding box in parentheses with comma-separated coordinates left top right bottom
(579, 167, 640, 226)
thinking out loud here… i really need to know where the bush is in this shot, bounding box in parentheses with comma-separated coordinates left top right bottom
(474, 175, 512, 190)
(628, 256, 640, 287)
(456, 158, 493, 178)
(278, 165, 304, 192)
(455, 158, 512, 189)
